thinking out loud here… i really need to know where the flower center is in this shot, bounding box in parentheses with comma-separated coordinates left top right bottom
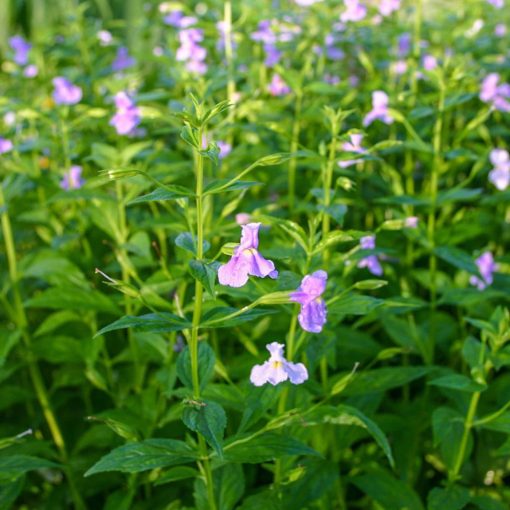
(272, 361, 283, 369)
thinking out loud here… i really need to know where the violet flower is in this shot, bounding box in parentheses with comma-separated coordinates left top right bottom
(340, 0, 367, 23)
(268, 74, 290, 96)
(470, 252, 497, 290)
(363, 91, 393, 127)
(23, 65, 38, 78)
(358, 235, 383, 276)
(338, 133, 366, 168)
(0, 138, 13, 154)
(423, 54, 438, 71)
(97, 30, 113, 46)
(217, 141, 232, 159)
(110, 92, 141, 136)
(218, 223, 278, 287)
(487, 0, 504, 7)
(52, 77, 82, 105)
(60, 165, 84, 190)
(405, 216, 419, 228)
(397, 33, 411, 57)
(250, 342, 308, 386)
(163, 10, 197, 28)
(290, 270, 328, 333)
(176, 28, 207, 74)
(495, 24, 507, 37)
(379, 0, 401, 16)
(489, 149, 510, 190)
(480, 73, 510, 112)
(9, 35, 31, 66)
(251, 21, 281, 67)
(112, 46, 135, 72)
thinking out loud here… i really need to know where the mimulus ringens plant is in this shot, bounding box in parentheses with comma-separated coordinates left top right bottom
(250, 342, 308, 386)
(290, 270, 328, 333)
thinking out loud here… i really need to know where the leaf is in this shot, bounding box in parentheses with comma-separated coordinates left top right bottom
(427, 485, 470, 510)
(95, 313, 191, 337)
(182, 400, 227, 457)
(180, 125, 201, 149)
(340, 366, 433, 396)
(435, 246, 479, 274)
(307, 405, 394, 467)
(194, 464, 244, 510)
(432, 407, 468, 471)
(351, 468, 424, 510)
(436, 188, 483, 206)
(129, 187, 193, 205)
(203, 180, 262, 194)
(0, 455, 58, 481)
(84, 439, 197, 476)
(25, 287, 120, 314)
(189, 260, 217, 298)
(329, 294, 384, 316)
(201, 307, 278, 328)
(154, 466, 199, 486)
(0, 475, 25, 509)
(428, 374, 486, 393)
(176, 342, 216, 392)
(224, 432, 320, 463)
(353, 279, 388, 290)
(175, 232, 210, 256)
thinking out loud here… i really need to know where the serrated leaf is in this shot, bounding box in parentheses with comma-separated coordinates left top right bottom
(182, 400, 226, 457)
(84, 439, 197, 476)
(176, 342, 216, 392)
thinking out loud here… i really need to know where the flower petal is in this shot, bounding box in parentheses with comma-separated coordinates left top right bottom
(284, 361, 309, 384)
(297, 299, 327, 333)
(250, 361, 273, 386)
(217, 255, 250, 287)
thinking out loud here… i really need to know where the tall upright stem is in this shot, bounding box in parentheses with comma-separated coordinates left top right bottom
(190, 126, 217, 510)
(0, 185, 86, 510)
(288, 92, 302, 215)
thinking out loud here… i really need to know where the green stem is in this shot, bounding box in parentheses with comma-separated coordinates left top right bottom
(190, 125, 217, 510)
(288, 93, 303, 215)
(0, 186, 86, 510)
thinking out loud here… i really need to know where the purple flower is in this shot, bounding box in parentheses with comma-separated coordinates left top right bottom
(358, 235, 383, 276)
(290, 270, 328, 333)
(112, 46, 135, 72)
(405, 216, 419, 228)
(110, 92, 141, 135)
(268, 74, 290, 96)
(218, 223, 278, 287)
(163, 10, 197, 28)
(176, 28, 207, 74)
(295, 0, 322, 5)
(236, 213, 251, 225)
(495, 24, 507, 37)
(487, 0, 504, 8)
(251, 20, 275, 44)
(470, 252, 497, 290)
(489, 149, 510, 190)
(423, 54, 438, 71)
(60, 165, 84, 190)
(97, 30, 112, 46)
(363, 91, 393, 127)
(23, 64, 38, 78)
(340, 0, 367, 23)
(480, 73, 510, 112)
(379, 0, 401, 16)
(392, 60, 408, 75)
(217, 141, 232, 159)
(9, 35, 31, 66)
(250, 342, 308, 386)
(0, 137, 13, 154)
(52, 77, 82, 105)
(397, 33, 411, 57)
(324, 73, 340, 85)
(338, 133, 366, 168)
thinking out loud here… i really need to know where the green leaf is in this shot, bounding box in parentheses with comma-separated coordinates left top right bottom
(224, 432, 320, 463)
(428, 374, 486, 393)
(175, 232, 210, 256)
(182, 400, 227, 457)
(176, 342, 216, 392)
(353, 279, 388, 290)
(129, 187, 193, 205)
(203, 180, 262, 195)
(341, 366, 433, 396)
(427, 485, 470, 510)
(201, 307, 278, 328)
(0, 455, 58, 482)
(436, 188, 482, 206)
(189, 260, 217, 298)
(471, 495, 509, 510)
(351, 468, 424, 510)
(307, 405, 394, 467)
(154, 466, 199, 486)
(180, 125, 201, 149)
(329, 294, 384, 316)
(84, 439, 197, 476)
(25, 287, 120, 314)
(95, 313, 191, 337)
(194, 464, 244, 510)
(432, 407, 468, 471)
(435, 246, 479, 274)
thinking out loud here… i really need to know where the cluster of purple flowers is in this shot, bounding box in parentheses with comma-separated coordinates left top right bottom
(480, 73, 510, 112)
(9, 35, 38, 78)
(177, 28, 207, 75)
(218, 223, 329, 386)
(110, 92, 141, 136)
(488, 149, 510, 190)
(52, 77, 82, 105)
(341, 0, 367, 23)
(251, 20, 281, 67)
